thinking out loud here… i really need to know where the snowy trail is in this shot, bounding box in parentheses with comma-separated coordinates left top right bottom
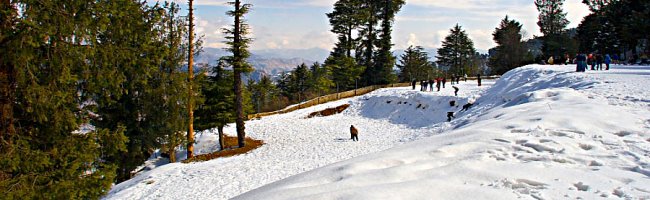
(236, 65, 650, 200)
(104, 78, 493, 199)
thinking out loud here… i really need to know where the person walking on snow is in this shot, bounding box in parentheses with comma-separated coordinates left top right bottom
(429, 79, 434, 92)
(442, 77, 446, 88)
(576, 54, 587, 72)
(596, 54, 603, 70)
(411, 80, 416, 90)
(452, 86, 459, 96)
(477, 74, 482, 86)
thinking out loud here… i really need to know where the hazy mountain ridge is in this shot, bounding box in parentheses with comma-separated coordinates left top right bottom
(196, 48, 321, 81)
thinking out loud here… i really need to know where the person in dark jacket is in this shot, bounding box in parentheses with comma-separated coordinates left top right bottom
(604, 54, 611, 70)
(477, 74, 482, 86)
(412, 80, 417, 90)
(576, 54, 587, 72)
(452, 86, 459, 96)
(596, 54, 603, 70)
(442, 77, 446, 88)
(422, 80, 428, 91)
(429, 79, 434, 92)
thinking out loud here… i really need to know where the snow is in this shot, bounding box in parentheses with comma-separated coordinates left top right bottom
(105, 64, 650, 200)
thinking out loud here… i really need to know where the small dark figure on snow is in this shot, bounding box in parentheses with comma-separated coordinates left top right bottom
(421, 80, 427, 91)
(436, 78, 441, 92)
(477, 74, 482, 86)
(456, 75, 460, 84)
(429, 79, 434, 92)
(442, 77, 447, 88)
(350, 125, 359, 141)
(447, 112, 454, 122)
(452, 86, 459, 96)
(461, 102, 473, 111)
(412, 80, 416, 90)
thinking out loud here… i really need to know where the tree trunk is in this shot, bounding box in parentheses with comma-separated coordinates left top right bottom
(186, 0, 195, 159)
(234, 0, 246, 148)
(218, 125, 225, 151)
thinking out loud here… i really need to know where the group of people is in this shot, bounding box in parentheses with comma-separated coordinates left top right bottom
(574, 53, 612, 72)
(411, 74, 468, 93)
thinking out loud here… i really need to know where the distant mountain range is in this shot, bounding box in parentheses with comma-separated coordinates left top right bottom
(195, 47, 441, 82)
(196, 48, 327, 81)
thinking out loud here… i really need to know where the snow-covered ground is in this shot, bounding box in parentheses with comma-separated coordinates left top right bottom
(105, 64, 650, 200)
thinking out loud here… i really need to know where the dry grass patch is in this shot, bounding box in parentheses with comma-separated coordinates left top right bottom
(307, 104, 350, 118)
(183, 135, 264, 163)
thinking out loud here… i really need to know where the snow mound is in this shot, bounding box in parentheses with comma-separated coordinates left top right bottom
(235, 65, 650, 200)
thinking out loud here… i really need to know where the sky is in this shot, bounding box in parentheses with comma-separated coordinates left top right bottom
(168, 0, 591, 53)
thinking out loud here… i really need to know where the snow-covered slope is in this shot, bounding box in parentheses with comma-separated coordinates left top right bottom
(104, 74, 492, 199)
(235, 65, 650, 199)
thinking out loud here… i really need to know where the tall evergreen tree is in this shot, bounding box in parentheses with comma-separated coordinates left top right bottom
(489, 16, 529, 75)
(196, 59, 234, 151)
(91, 1, 195, 182)
(358, 0, 379, 86)
(249, 74, 281, 113)
(0, 0, 132, 198)
(224, 0, 253, 148)
(307, 62, 334, 96)
(578, 0, 649, 57)
(436, 24, 477, 76)
(187, 0, 196, 159)
(535, 0, 569, 36)
(397, 46, 436, 82)
(326, 56, 365, 91)
(373, 0, 405, 85)
(327, 0, 362, 58)
(535, 0, 574, 58)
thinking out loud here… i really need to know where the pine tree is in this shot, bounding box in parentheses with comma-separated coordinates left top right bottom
(187, 0, 196, 159)
(1, 0, 128, 198)
(326, 56, 365, 91)
(196, 59, 235, 151)
(535, 0, 569, 36)
(397, 46, 436, 82)
(307, 62, 334, 96)
(535, 0, 573, 58)
(358, 1, 379, 86)
(373, 0, 404, 85)
(578, 0, 649, 56)
(489, 16, 529, 75)
(91, 1, 195, 182)
(224, 0, 253, 148)
(436, 24, 477, 76)
(327, 0, 362, 58)
(249, 74, 281, 113)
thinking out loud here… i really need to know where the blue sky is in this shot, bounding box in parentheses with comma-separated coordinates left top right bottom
(168, 0, 590, 52)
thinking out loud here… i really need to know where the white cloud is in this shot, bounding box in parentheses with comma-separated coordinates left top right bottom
(406, 33, 419, 47)
(195, 16, 228, 48)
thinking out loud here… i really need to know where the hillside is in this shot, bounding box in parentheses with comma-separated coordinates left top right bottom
(105, 65, 650, 200)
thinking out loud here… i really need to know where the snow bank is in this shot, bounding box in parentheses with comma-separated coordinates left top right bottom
(235, 65, 650, 200)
